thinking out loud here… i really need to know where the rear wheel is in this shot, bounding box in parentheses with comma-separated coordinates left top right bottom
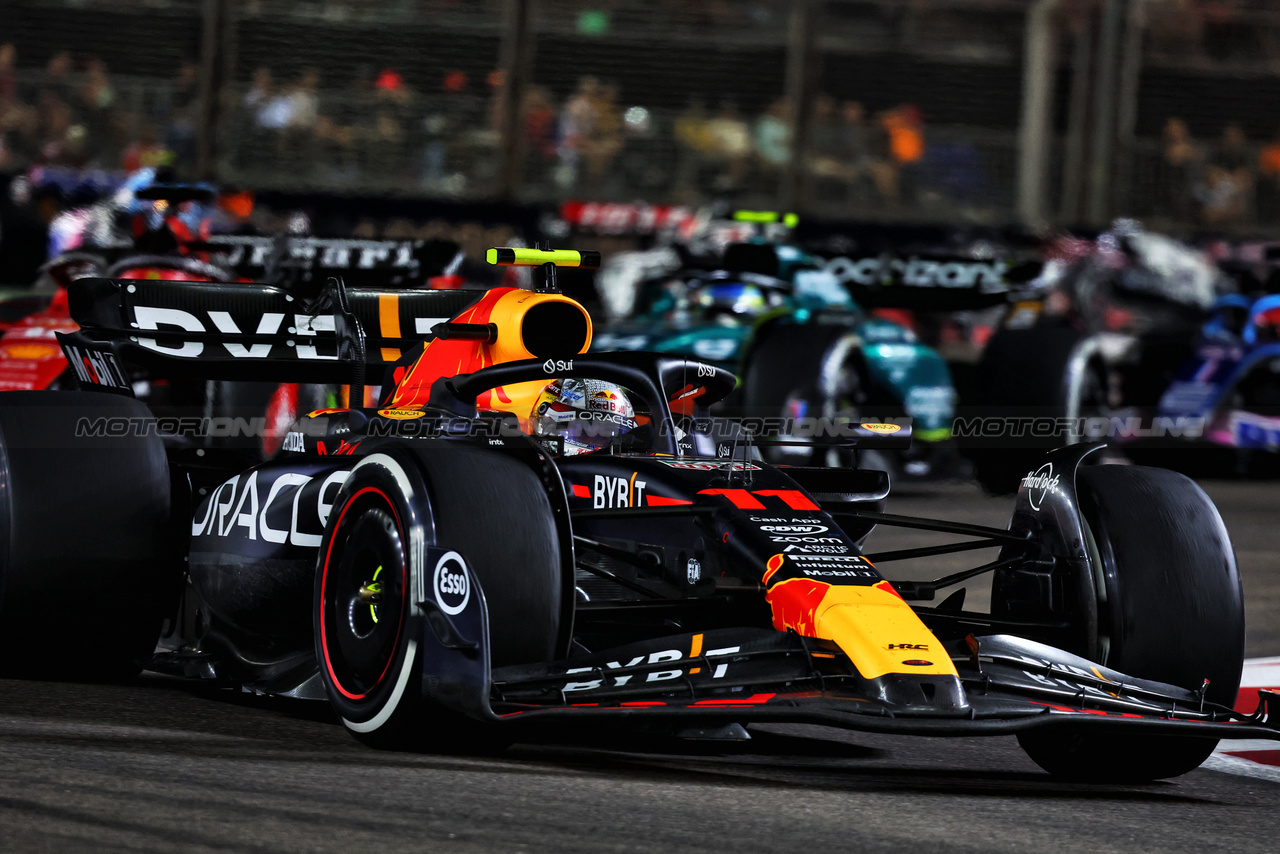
(1015, 465, 1244, 781)
(315, 445, 563, 751)
(0, 391, 178, 679)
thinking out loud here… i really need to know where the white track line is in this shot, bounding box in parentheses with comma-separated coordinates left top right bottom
(1238, 656, 1280, 687)
(1207, 657, 1280, 783)
(1202, 753, 1280, 784)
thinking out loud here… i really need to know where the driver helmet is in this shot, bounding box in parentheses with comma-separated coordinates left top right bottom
(696, 281, 768, 318)
(530, 378, 637, 455)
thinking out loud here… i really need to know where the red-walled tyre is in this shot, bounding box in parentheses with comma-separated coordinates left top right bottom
(314, 445, 563, 751)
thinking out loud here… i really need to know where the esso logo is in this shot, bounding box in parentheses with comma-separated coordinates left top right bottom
(760, 524, 828, 535)
(433, 551, 471, 615)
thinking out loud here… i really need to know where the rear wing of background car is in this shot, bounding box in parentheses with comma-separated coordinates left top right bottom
(817, 252, 1045, 311)
(196, 235, 466, 288)
(57, 276, 485, 387)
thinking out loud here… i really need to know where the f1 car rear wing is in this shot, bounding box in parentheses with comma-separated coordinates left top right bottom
(195, 235, 465, 288)
(58, 275, 485, 385)
(819, 252, 1045, 311)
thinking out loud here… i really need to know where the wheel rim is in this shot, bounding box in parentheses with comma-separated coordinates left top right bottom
(320, 488, 408, 701)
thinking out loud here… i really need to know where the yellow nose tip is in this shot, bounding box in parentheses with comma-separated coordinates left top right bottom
(768, 578, 955, 680)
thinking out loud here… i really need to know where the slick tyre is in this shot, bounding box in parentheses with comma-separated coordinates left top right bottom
(0, 391, 177, 679)
(315, 445, 562, 751)
(207, 380, 286, 456)
(1016, 465, 1244, 782)
(741, 323, 855, 419)
(742, 323, 863, 465)
(965, 326, 1101, 494)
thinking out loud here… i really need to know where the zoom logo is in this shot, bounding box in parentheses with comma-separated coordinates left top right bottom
(433, 551, 471, 615)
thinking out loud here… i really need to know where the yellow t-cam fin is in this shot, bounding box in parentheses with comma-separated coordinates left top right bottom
(487, 247, 602, 269)
(732, 210, 799, 228)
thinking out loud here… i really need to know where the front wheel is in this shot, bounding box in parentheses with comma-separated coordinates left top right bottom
(315, 445, 564, 751)
(1015, 465, 1244, 781)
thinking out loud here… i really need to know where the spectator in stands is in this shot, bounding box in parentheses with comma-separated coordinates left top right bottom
(835, 100, 869, 165)
(257, 83, 296, 132)
(243, 66, 273, 115)
(673, 97, 714, 199)
(237, 66, 275, 168)
(840, 99, 899, 204)
(0, 44, 16, 103)
(705, 100, 752, 192)
(805, 95, 848, 202)
(582, 81, 623, 192)
(289, 69, 321, 129)
(311, 67, 369, 184)
(364, 70, 410, 180)
(415, 70, 453, 189)
(1257, 128, 1280, 223)
(159, 62, 200, 172)
(556, 76, 600, 189)
(1, 102, 36, 173)
(280, 68, 320, 173)
(755, 97, 791, 176)
(1160, 116, 1202, 221)
(880, 103, 925, 203)
(40, 51, 75, 108)
(76, 57, 116, 165)
(79, 57, 115, 113)
(1200, 122, 1254, 225)
(366, 107, 406, 178)
(521, 86, 557, 185)
(35, 93, 74, 167)
(314, 113, 356, 183)
(0, 43, 28, 171)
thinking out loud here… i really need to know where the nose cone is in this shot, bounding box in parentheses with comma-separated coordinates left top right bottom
(766, 576, 957, 681)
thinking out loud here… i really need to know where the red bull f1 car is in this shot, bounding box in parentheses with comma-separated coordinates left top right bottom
(0, 247, 1276, 782)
